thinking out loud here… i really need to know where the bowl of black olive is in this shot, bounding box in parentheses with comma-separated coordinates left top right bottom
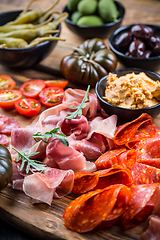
(109, 24, 160, 71)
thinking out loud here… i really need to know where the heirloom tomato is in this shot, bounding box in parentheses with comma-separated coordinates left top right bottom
(39, 87, 64, 108)
(60, 38, 117, 87)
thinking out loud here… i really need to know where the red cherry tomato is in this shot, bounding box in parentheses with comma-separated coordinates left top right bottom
(15, 98, 41, 117)
(39, 87, 64, 108)
(0, 90, 22, 109)
(20, 79, 46, 99)
(0, 75, 16, 90)
(45, 80, 68, 89)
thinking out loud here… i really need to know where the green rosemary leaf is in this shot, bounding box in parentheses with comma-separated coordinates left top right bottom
(65, 85, 90, 120)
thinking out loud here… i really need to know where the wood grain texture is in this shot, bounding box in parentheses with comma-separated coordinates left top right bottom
(0, 0, 160, 239)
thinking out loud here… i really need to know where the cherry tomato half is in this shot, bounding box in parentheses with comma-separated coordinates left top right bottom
(0, 75, 16, 90)
(39, 87, 64, 108)
(15, 98, 41, 117)
(20, 79, 46, 99)
(0, 90, 22, 109)
(45, 80, 68, 89)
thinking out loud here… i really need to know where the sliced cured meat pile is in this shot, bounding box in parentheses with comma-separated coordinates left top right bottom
(9, 87, 160, 234)
(63, 112, 160, 233)
(10, 88, 117, 205)
(0, 115, 20, 145)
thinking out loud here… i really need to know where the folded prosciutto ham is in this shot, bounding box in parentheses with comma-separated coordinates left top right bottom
(23, 168, 74, 205)
(10, 88, 118, 205)
(46, 139, 96, 172)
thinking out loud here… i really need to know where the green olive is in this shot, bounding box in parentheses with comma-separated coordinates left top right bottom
(71, 11, 83, 24)
(77, 15, 104, 26)
(77, 0, 98, 15)
(98, 0, 119, 23)
(67, 0, 81, 12)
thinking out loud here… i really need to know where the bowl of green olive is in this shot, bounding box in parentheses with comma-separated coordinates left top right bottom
(0, 6, 68, 68)
(63, 0, 125, 39)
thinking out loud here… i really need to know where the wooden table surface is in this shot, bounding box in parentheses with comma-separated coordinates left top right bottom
(0, 0, 160, 239)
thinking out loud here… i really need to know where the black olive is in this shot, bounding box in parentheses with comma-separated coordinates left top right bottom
(131, 24, 154, 40)
(114, 32, 133, 53)
(145, 35, 157, 49)
(152, 35, 160, 55)
(141, 50, 152, 58)
(128, 39, 145, 57)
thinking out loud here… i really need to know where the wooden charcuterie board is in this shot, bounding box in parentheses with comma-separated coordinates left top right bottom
(0, 0, 160, 239)
(0, 177, 143, 240)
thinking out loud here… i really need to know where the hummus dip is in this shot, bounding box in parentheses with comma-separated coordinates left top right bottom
(103, 72, 160, 109)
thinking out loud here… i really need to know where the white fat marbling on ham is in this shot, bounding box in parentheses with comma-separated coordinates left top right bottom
(23, 168, 74, 205)
(61, 115, 89, 140)
(46, 139, 96, 172)
(87, 115, 117, 140)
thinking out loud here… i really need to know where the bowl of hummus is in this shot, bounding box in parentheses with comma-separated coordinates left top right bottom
(95, 68, 160, 124)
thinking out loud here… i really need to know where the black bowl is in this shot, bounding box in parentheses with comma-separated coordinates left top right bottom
(109, 24, 160, 71)
(0, 10, 61, 68)
(95, 68, 160, 125)
(63, 1, 125, 39)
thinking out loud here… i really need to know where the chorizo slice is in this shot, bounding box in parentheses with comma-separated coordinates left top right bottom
(95, 147, 136, 170)
(63, 184, 131, 233)
(121, 183, 159, 230)
(95, 147, 126, 169)
(131, 163, 160, 185)
(72, 165, 133, 194)
(113, 113, 155, 148)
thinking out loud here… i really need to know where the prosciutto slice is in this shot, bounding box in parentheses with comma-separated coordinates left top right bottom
(23, 168, 74, 205)
(10, 127, 47, 160)
(61, 115, 89, 140)
(46, 139, 96, 172)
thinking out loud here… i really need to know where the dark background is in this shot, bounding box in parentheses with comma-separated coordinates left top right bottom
(0, 219, 37, 240)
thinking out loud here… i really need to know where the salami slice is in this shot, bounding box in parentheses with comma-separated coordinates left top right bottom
(0, 115, 9, 127)
(131, 163, 160, 185)
(0, 133, 9, 145)
(63, 184, 131, 233)
(136, 137, 160, 158)
(95, 147, 136, 170)
(95, 147, 126, 169)
(113, 113, 156, 148)
(0, 118, 20, 134)
(121, 183, 159, 230)
(72, 165, 133, 194)
(72, 172, 99, 194)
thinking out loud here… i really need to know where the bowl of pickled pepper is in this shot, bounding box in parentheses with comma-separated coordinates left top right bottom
(109, 24, 160, 71)
(63, 0, 125, 39)
(0, 1, 68, 68)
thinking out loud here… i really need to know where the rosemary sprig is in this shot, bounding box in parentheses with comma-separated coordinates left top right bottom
(12, 147, 46, 174)
(32, 127, 69, 146)
(65, 85, 90, 120)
